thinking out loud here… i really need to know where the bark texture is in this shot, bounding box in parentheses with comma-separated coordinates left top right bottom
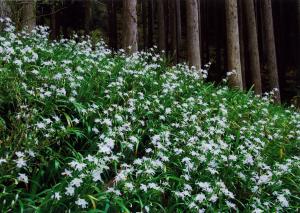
(107, 0, 118, 50)
(84, 0, 92, 33)
(243, 0, 262, 94)
(225, 0, 243, 89)
(186, 0, 201, 71)
(261, 0, 281, 102)
(0, 0, 11, 18)
(122, 0, 138, 54)
(157, 0, 166, 50)
(22, 0, 36, 31)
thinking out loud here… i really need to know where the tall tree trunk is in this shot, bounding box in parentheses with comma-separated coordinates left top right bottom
(186, 0, 201, 71)
(261, 0, 280, 102)
(197, 0, 201, 62)
(142, 0, 148, 49)
(225, 0, 243, 89)
(175, 0, 181, 62)
(157, 0, 166, 51)
(201, 0, 209, 64)
(243, 0, 262, 94)
(214, 0, 222, 80)
(297, 0, 300, 91)
(84, 0, 92, 33)
(169, 0, 177, 60)
(122, 0, 138, 54)
(0, 0, 11, 18)
(22, 0, 36, 31)
(107, 0, 118, 50)
(238, 0, 246, 89)
(148, 0, 154, 47)
(50, 4, 59, 39)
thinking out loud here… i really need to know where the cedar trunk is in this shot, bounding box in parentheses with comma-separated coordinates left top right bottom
(0, 0, 11, 18)
(175, 0, 181, 62)
(186, 0, 201, 71)
(243, 0, 262, 94)
(157, 0, 166, 51)
(122, 0, 138, 54)
(225, 0, 243, 89)
(107, 0, 118, 50)
(22, 0, 36, 31)
(84, 0, 92, 33)
(148, 0, 154, 47)
(261, 0, 280, 102)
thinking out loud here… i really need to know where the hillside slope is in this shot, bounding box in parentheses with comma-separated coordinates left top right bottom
(0, 18, 300, 212)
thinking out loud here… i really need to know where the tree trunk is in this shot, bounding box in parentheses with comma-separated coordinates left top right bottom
(202, 0, 209, 64)
(0, 0, 11, 18)
(84, 0, 92, 33)
(148, 0, 154, 48)
(225, 0, 243, 89)
(169, 0, 177, 60)
(243, 0, 262, 94)
(107, 0, 118, 50)
(22, 0, 36, 31)
(261, 0, 280, 102)
(238, 0, 246, 89)
(197, 0, 201, 62)
(186, 0, 201, 71)
(175, 0, 181, 62)
(50, 4, 60, 39)
(142, 0, 148, 49)
(297, 0, 300, 91)
(157, 0, 166, 51)
(122, 0, 138, 54)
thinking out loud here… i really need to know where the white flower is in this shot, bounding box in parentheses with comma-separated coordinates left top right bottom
(71, 178, 83, 187)
(124, 182, 134, 191)
(195, 193, 206, 203)
(0, 158, 7, 165)
(98, 144, 112, 154)
(226, 200, 237, 209)
(16, 151, 25, 158)
(103, 118, 112, 126)
(36, 122, 46, 129)
(17, 173, 28, 184)
(129, 136, 138, 143)
(244, 153, 254, 165)
(277, 194, 289, 207)
(51, 192, 61, 200)
(62, 169, 72, 177)
(140, 184, 148, 192)
(15, 158, 27, 168)
(92, 169, 102, 182)
(65, 185, 75, 196)
(75, 198, 88, 208)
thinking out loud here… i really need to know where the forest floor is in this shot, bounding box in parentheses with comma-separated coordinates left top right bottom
(0, 19, 300, 212)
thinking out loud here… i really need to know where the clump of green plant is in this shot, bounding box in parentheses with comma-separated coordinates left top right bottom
(0, 18, 299, 212)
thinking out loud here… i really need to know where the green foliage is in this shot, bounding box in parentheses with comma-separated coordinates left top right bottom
(0, 19, 299, 212)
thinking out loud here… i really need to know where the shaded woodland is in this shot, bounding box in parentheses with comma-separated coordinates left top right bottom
(1, 0, 300, 104)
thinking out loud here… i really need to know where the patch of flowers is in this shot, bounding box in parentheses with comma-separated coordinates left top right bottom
(0, 18, 300, 212)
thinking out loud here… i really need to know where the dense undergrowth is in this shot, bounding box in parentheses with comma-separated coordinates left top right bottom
(0, 18, 300, 212)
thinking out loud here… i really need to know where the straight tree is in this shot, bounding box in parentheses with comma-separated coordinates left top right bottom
(175, 0, 181, 62)
(157, 0, 166, 51)
(261, 0, 280, 102)
(22, 0, 36, 31)
(225, 0, 243, 89)
(242, 0, 262, 94)
(186, 0, 201, 71)
(84, 0, 92, 33)
(148, 0, 154, 48)
(0, 0, 11, 18)
(122, 0, 138, 54)
(107, 0, 118, 50)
